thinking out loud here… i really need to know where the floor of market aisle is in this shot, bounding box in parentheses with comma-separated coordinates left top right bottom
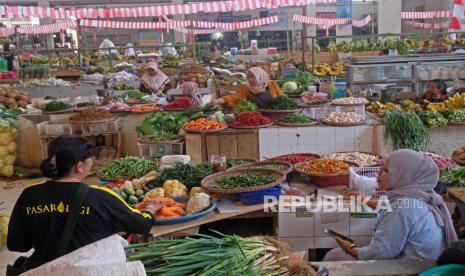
(0, 178, 41, 275)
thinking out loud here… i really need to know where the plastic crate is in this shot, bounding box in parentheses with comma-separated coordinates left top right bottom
(81, 118, 122, 134)
(303, 106, 339, 120)
(138, 142, 184, 159)
(237, 186, 282, 205)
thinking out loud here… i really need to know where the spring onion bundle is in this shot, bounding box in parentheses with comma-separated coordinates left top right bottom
(383, 110, 429, 151)
(126, 233, 315, 276)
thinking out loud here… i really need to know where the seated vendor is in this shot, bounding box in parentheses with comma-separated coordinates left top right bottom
(422, 80, 448, 102)
(181, 81, 202, 106)
(139, 62, 169, 95)
(211, 67, 283, 109)
(324, 149, 456, 261)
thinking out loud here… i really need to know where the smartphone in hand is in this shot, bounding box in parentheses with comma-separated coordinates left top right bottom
(324, 229, 355, 243)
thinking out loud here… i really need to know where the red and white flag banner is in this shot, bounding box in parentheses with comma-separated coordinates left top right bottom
(401, 10, 452, 19)
(79, 19, 191, 29)
(193, 15, 279, 30)
(81, 15, 278, 31)
(352, 15, 372, 27)
(0, 0, 336, 19)
(404, 20, 450, 30)
(17, 19, 77, 35)
(0, 27, 16, 37)
(293, 14, 371, 27)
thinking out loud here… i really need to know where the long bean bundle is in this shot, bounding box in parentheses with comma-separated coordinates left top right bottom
(98, 156, 158, 179)
(383, 110, 429, 151)
(126, 233, 316, 276)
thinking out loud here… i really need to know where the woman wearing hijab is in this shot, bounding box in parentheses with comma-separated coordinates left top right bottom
(181, 81, 202, 106)
(324, 149, 457, 261)
(211, 67, 283, 109)
(140, 62, 170, 95)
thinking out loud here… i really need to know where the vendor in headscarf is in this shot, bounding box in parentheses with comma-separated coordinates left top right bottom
(181, 81, 202, 106)
(139, 62, 170, 95)
(324, 149, 457, 261)
(211, 67, 283, 109)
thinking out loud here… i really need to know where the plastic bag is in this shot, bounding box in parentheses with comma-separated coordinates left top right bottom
(186, 192, 210, 214)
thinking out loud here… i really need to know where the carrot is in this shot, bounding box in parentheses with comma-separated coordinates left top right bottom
(159, 207, 180, 217)
(184, 118, 226, 131)
(156, 197, 175, 207)
(163, 206, 185, 215)
(174, 202, 186, 209)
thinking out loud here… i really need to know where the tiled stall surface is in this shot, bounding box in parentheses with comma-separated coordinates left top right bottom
(260, 125, 462, 159)
(259, 126, 377, 159)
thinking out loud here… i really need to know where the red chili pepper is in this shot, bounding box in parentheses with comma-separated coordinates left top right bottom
(106, 183, 116, 189)
(269, 154, 317, 164)
(231, 112, 271, 127)
(166, 97, 193, 109)
(116, 178, 125, 184)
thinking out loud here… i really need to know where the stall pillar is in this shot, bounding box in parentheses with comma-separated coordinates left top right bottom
(38, 0, 55, 50)
(172, 0, 185, 43)
(303, 4, 317, 50)
(378, 0, 402, 38)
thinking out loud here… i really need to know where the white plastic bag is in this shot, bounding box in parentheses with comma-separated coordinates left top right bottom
(160, 155, 191, 170)
(186, 192, 210, 214)
(23, 235, 146, 276)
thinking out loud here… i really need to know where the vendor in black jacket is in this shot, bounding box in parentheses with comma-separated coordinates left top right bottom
(7, 135, 161, 273)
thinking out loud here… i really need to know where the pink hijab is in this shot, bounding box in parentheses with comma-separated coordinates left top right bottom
(141, 62, 169, 91)
(387, 149, 457, 246)
(247, 67, 270, 94)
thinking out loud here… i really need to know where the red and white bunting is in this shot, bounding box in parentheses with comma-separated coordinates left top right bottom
(293, 14, 351, 26)
(401, 10, 452, 19)
(81, 15, 278, 31)
(352, 15, 372, 27)
(172, 28, 220, 35)
(404, 20, 450, 30)
(193, 15, 279, 30)
(0, 0, 336, 19)
(0, 27, 15, 37)
(17, 20, 77, 35)
(79, 19, 191, 30)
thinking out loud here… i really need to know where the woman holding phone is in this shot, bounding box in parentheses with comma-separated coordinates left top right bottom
(324, 149, 456, 261)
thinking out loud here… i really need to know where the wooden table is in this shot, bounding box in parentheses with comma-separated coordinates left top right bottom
(311, 260, 436, 275)
(150, 203, 275, 237)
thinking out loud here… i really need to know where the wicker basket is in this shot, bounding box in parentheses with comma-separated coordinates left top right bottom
(258, 109, 302, 122)
(265, 153, 321, 165)
(230, 122, 273, 129)
(275, 121, 319, 127)
(228, 161, 293, 175)
(201, 168, 285, 194)
(319, 119, 366, 127)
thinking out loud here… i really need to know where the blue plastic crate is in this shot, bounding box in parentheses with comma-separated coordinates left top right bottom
(237, 186, 282, 205)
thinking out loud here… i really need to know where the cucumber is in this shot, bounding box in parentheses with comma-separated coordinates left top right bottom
(128, 195, 138, 205)
(122, 187, 135, 196)
(138, 194, 145, 202)
(135, 189, 145, 197)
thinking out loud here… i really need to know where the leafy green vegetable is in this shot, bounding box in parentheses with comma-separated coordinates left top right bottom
(265, 96, 299, 110)
(418, 111, 448, 128)
(280, 113, 312, 124)
(226, 159, 254, 168)
(439, 109, 465, 123)
(118, 90, 147, 100)
(150, 163, 210, 189)
(383, 110, 429, 151)
(146, 131, 180, 142)
(137, 112, 188, 135)
(233, 100, 257, 113)
(278, 72, 314, 94)
(44, 101, 73, 112)
(441, 167, 465, 187)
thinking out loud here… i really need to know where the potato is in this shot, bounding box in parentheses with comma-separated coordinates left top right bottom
(6, 91, 17, 98)
(17, 101, 28, 108)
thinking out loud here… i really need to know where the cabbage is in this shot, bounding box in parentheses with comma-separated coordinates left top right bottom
(282, 81, 298, 93)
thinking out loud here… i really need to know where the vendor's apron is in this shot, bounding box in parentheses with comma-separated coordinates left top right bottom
(249, 89, 273, 108)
